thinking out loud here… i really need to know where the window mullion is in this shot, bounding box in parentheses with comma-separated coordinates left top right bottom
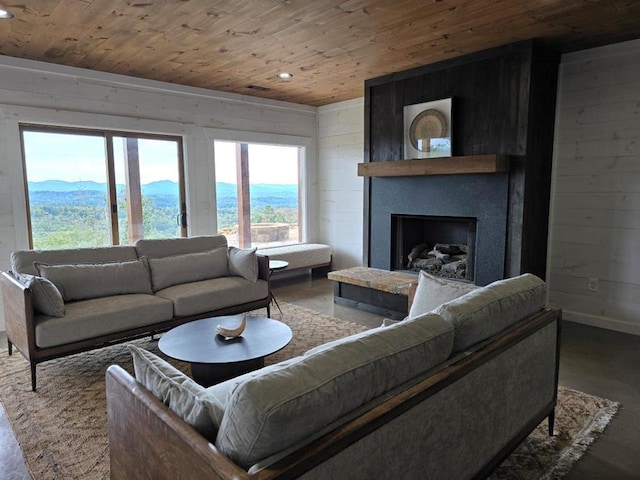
(123, 138, 144, 244)
(236, 143, 251, 248)
(105, 133, 120, 245)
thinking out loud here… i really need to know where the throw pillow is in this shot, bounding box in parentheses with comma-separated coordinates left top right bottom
(228, 246, 259, 282)
(34, 258, 153, 302)
(15, 273, 65, 317)
(147, 247, 230, 291)
(128, 345, 225, 440)
(408, 270, 478, 318)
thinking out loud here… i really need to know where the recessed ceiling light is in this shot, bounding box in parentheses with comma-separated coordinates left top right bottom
(276, 72, 293, 79)
(0, 9, 14, 19)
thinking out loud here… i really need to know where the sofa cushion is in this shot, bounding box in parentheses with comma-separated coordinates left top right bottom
(10, 245, 138, 276)
(215, 312, 454, 468)
(134, 235, 228, 259)
(129, 345, 220, 440)
(228, 247, 259, 282)
(15, 273, 65, 317)
(435, 273, 546, 352)
(409, 271, 479, 318)
(34, 294, 174, 348)
(147, 248, 230, 291)
(201, 356, 303, 428)
(34, 258, 153, 302)
(155, 277, 268, 317)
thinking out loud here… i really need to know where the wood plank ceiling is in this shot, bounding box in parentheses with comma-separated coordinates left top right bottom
(0, 0, 639, 106)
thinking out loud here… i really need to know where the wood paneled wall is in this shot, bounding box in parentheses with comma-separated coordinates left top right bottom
(317, 99, 365, 270)
(548, 39, 640, 335)
(364, 40, 560, 279)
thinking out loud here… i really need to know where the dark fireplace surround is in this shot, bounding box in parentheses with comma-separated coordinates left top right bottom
(370, 174, 508, 286)
(363, 41, 559, 286)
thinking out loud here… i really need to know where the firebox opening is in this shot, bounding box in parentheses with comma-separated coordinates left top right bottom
(391, 214, 477, 282)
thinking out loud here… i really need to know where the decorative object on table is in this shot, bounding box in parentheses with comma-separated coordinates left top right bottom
(404, 97, 452, 159)
(216, 314, 247, 338)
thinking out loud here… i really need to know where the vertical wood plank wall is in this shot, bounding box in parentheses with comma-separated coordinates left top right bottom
(317, 99, 365, 270)
(547, 39, 640, 335)
(0, 56, 317, 330)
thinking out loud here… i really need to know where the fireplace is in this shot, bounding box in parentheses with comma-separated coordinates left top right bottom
(391, 214, 476, 281)
(368, 174, 508, 286)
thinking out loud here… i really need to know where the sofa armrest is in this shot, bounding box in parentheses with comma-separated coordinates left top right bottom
(257, 254, 269, 282)
(1, 271, 37, 358)
(106, 365, 250, 480)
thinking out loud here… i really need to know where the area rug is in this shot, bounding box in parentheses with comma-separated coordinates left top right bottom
(0, 303, 619, 480)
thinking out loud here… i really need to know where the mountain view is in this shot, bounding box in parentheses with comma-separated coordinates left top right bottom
(27, 180, 298, 249)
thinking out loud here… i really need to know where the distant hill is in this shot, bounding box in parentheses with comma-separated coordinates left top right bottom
(28, 180, 178, 196)
(215, 182, 298, 199)
(28, 180, 108, 193)
(27, 180, 298, 208)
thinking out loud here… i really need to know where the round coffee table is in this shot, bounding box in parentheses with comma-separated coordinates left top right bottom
(158, 315, 292, 386)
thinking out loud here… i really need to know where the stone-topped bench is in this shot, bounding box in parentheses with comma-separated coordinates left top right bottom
(258, 243, 332, 277)
(328, 266, 418, 319)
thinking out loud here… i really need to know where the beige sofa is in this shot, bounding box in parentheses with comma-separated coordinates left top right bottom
(1, 235, 271, 391)
(106, 272, 562, 480)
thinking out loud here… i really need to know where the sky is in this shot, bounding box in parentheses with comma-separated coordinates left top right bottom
(22, 132, 300, 185)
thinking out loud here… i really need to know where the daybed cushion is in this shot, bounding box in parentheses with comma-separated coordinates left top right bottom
(436, 273, 546, 352)
(15, 273, 65, 317)
(228, 247, 259, 282)
(215, 311, 454, 468)
(409, 271, 479, 318)
(147, 247, 229, 291)
(134, 235, 228, 259)
(155, 277, 268, 317)
(10, 245, 138, 276)
(34, 258, 153, 302)
(129, 345, 221, 441)
(34, 294, 173, 348)
(258, 243, 331, 270)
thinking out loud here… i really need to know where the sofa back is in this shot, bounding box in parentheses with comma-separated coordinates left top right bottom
(435, 273, 546, 352)
(11, 246, 138, 276)
(215, 312, 454, 469)
(134, 235, 228, 259)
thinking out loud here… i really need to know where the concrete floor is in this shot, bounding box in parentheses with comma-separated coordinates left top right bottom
(1, 276, 639, 479)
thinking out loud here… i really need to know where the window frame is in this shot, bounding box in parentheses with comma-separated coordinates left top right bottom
(19, 124, 188, 249)
(212, 136, 310, 249)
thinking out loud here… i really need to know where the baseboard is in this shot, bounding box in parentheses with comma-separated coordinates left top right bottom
(562, 310, 640, 336)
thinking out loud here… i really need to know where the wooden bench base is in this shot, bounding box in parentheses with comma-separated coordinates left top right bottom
(328, 267, 418, 320)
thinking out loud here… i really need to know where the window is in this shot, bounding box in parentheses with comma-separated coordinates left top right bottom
(214, 141, 302, 248)
(20, 126, 186, 250)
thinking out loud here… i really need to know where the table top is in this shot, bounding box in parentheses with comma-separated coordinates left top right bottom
(269, 260, 289, 271)
(158, 315, 292, 365)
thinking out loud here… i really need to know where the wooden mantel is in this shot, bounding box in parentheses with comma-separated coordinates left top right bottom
(357, 154, 509, 177)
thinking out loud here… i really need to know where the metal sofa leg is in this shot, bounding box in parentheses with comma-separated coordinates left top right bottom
(548, 409, 555, 436)
(267, 302, 271, 318)
(31, 363, 37, 392)
(7, 339, 12, 356)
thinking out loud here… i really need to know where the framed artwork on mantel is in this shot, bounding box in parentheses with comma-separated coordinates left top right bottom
(403, 97, 452, 159)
